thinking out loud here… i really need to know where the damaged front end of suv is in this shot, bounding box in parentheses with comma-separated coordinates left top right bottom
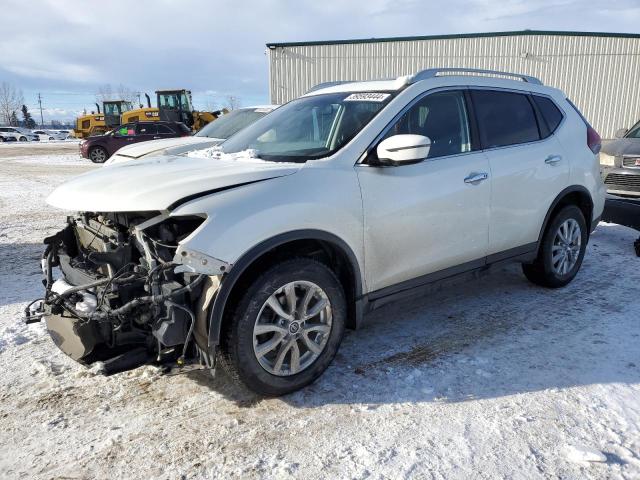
(26, 211, 225, 373)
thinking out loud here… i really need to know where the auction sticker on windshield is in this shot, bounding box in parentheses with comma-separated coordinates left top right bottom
(343, 93, 391, 102)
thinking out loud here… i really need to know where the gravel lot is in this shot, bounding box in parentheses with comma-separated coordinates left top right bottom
(0, 143, 639, 479)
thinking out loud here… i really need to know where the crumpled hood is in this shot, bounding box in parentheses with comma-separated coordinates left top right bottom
(47, 154, 302, 212)
(107, 136, 224, 163)
(601, 138, 640, 157)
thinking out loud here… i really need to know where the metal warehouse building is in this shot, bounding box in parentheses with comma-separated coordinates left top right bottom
(266, 30, 640, 138)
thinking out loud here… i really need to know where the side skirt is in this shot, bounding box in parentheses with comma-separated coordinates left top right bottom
(358, 242, 537, 316)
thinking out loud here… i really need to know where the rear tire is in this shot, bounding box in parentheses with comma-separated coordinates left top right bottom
(218, 258, 346, 396)
(522, 205, 588, 288)
(89, 146, 108, 163)
(19, 136, 27, 142)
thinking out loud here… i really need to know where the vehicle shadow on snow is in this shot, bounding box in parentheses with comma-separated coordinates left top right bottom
(0, 242, 45, 306)
(187, 225, 640, 407)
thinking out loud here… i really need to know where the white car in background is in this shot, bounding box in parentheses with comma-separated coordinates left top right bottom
(0, 127, 39, 142)
(105, 105, 278, 165)
(56, 130, 73, 139)
(0, 132, 18, 142)
(33, 129, 68, 141)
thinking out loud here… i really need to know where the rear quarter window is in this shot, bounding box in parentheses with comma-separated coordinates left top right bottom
(532, 95, 563, 136)
(471, 90, 540, 148)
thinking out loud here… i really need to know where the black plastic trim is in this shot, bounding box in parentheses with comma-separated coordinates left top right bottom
(602, 196, 640, 231)
(536, 185, 594, 247)
(363, 242, 537, 312)
(206, 230, 364, 350)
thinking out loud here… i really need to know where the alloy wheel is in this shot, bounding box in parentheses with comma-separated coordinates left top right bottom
(551, 218, 582, 276)
(253, 281, 332, 376)
(90, 148, 106, 163)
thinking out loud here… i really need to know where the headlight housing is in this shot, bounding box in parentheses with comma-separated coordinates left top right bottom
(600, 153, 615, 166)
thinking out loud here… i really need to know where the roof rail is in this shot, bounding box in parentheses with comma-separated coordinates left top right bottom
(306, 80, 354, 93)
(411, 68, 542, 85)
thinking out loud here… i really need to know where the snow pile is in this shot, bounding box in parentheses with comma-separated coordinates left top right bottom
(0, 146, 638, 478)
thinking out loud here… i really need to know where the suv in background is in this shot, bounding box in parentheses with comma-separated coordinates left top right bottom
(105, 106, 278, 165)
(33, 68, 605, 396)
(80, 121, 190, 163)
(600, 119, 640, 197)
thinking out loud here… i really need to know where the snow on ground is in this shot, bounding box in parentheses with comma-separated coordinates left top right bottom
(0, 145, 639, 479)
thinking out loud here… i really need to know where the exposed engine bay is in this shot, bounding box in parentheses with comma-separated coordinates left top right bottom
(25, 211, 220, 374)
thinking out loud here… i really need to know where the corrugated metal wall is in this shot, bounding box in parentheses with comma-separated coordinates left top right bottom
(268, 34, 640, 138)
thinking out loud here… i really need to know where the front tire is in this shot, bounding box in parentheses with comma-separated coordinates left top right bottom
(522, 205, 588, 288)
(219, 258, 346, 396)
(89, 146, 108, 163)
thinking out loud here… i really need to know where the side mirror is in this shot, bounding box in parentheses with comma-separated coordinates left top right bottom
(376, 134, 431, 166)
(615, 128, 628, 139)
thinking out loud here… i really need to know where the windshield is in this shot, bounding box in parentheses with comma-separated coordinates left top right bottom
(104, 103, 122, 115)
(221, 92, 393, 162)
(626, 120, 640, 139)
(159, 92, 192, 111)
(195, 108, 270, 139)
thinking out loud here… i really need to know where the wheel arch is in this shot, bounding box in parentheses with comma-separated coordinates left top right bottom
(537, 185, 594, 248)
(206, 229, 364, 353)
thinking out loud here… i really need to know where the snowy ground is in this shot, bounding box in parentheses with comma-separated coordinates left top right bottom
(0, 144, 639, 479)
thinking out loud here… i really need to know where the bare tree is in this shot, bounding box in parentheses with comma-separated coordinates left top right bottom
(224, 95, 242, 110)
(95, 84, 113, 103)
(0, 82, 24, 125)
(96, 84, 138, 104)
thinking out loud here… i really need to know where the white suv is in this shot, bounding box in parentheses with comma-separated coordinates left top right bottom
(31, 68, 605, 395)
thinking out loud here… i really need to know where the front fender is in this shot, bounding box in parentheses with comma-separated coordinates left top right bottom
(170, 165, 364, 275)
(169, 165, 365, 351)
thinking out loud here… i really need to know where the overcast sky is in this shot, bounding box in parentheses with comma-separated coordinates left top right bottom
(1, 0, 639, 122)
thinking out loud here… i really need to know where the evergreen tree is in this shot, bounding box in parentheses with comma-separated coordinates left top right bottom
(21, 104, 36, 129)
(9, 111, 19, 126)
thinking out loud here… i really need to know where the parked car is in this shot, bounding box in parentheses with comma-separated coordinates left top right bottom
(105, 106, 278, 165)
(31, 68, 605, 396)
(80, 121, 190, 163)
(600, 119, 640, 197)
(0, 127, 39, 142)
(0, 132, 17, 142)
(33, 129, 68, 141)
(56, 130, 73, 139)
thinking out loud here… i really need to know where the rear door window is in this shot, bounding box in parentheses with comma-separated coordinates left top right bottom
(532, 95, 563, 136)
(471, 90, 540, 148)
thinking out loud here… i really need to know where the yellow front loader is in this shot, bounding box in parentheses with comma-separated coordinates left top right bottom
(121, 93, 159, 124)
(156, 89, 226, 132)
(73, 104, 107, 138)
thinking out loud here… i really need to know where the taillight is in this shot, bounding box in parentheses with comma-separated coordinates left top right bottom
(587, 126, 601, 154)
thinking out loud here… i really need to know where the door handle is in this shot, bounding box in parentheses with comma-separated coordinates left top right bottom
(464, 172, 489, 184)
(545, 154, 562, 165)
